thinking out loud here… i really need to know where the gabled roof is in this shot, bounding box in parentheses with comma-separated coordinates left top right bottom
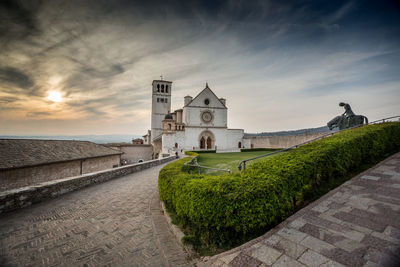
(184, 83, 227, 108)
(0, 139, 122, 170)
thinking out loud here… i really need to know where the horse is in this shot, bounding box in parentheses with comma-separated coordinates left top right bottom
(327, 114, 368, 130)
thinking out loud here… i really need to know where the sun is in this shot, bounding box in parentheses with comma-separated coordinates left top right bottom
(47, 91, 63, 103)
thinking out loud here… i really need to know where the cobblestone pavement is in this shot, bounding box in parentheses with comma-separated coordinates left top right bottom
(202, 152, 400, 267)
(0, 163, 193, 266)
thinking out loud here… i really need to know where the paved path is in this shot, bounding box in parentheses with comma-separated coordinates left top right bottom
(0, 163, 193, 266)
(202, 152, 400, 267)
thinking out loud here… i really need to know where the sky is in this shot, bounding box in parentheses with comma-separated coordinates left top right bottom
(0, 0, 399, 135)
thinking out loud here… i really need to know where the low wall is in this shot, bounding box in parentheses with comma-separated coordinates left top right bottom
(0, 156, 175, 214)
(243, 132, 328, 149)
(0, 155, 121, 192)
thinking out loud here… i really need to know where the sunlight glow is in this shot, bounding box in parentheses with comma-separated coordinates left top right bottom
(47, 91, 63, 102)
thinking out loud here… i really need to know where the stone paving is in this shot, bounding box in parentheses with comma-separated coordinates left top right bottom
(202, 152, 400, 267)
(0, 163, 193, 266)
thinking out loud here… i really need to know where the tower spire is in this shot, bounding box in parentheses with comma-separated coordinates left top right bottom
(205, 82, 209, 88)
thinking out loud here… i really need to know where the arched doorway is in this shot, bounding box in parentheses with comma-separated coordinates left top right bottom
(200, 137, 206, 149)
(207, 137, 212, 149)
(198, 130, 215, 150)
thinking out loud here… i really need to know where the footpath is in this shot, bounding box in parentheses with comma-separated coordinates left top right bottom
(0, 163, 193, 266)
(201, 152, 400, 267)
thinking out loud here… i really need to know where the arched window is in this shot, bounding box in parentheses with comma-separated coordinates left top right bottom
(161, 88, 164, 93)
(238, 142, 242, 148)
(168, 124, 171, 130)
(175, 143, 178, 148)
(166, 85, 169, 93)
(157, 84, 160, 92)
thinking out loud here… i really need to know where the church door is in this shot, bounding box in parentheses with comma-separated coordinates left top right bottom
(206, 137, 212, 149)
(200, 137, 205, 149)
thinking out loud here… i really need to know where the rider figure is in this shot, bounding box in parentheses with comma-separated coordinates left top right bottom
(339, 102, 355, 129)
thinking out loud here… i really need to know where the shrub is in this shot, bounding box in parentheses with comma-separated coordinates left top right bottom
(159, 123, 400, 249)
(184, 151, 198, 156)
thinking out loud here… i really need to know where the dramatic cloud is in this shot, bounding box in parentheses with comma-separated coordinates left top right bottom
(0, 0, 399, 135)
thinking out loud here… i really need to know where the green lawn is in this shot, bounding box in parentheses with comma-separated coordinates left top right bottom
(196, 149, 280, 173)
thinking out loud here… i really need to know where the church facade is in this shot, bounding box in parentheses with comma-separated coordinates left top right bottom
(146, 80, 244, 156)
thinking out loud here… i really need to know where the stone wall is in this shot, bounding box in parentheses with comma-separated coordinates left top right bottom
(82, 155, 121, 174)
(0, 161, 81, 192)
(0, 155, 121, 192)
(106, 145, 153, 164)
(0, 156, 176, 214)
(242, 132, 328, 149)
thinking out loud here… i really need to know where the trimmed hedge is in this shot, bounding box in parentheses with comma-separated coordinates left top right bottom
(159, 123, 400, 248)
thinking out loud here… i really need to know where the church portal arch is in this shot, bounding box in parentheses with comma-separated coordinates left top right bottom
(198, 130, 215, 150)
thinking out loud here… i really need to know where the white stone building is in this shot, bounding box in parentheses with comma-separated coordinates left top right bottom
(148, 80, 244, 157)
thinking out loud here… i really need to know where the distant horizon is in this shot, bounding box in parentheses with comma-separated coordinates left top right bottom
(0, 134, 142, 144)
(0, 125, 331, 139)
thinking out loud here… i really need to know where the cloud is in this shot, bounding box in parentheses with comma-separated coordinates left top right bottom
(0, 0, 42, 42)
(0, 67, 34, 89)
(0, 0, 399, 135)
(26, 111, 52, 118)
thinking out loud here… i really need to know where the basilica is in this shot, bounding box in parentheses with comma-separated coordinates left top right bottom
(143, 80, 244, 157)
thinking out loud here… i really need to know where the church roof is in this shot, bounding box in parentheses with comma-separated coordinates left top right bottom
(164, 113, 173, 120)
(0, 139, 122, 170)
(184, 83, 227, 108)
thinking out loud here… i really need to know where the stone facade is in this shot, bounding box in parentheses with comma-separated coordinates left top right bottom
(149, 81, 245, 155)
(151, 80, 172, 142)
(0, 155, 121, 191)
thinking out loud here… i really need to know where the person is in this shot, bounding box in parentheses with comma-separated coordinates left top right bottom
(175, 151, 179, 159)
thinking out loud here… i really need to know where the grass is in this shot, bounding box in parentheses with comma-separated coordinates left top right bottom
(196, 149, 280, 173)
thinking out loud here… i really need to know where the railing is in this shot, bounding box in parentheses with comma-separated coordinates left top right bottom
(183, 156, 232, 174)
(238, 115, 400, 172)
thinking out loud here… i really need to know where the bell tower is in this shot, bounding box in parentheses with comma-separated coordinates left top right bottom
(151, 79, 172, 142)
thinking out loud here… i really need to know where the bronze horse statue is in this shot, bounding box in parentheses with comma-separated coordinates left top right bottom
(327, 102, 368, 130)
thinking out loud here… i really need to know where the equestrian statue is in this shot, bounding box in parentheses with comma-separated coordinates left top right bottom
(327, 102, 368, 130)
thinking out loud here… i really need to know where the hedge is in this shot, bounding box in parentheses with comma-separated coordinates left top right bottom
(159, 123, 400, 248)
